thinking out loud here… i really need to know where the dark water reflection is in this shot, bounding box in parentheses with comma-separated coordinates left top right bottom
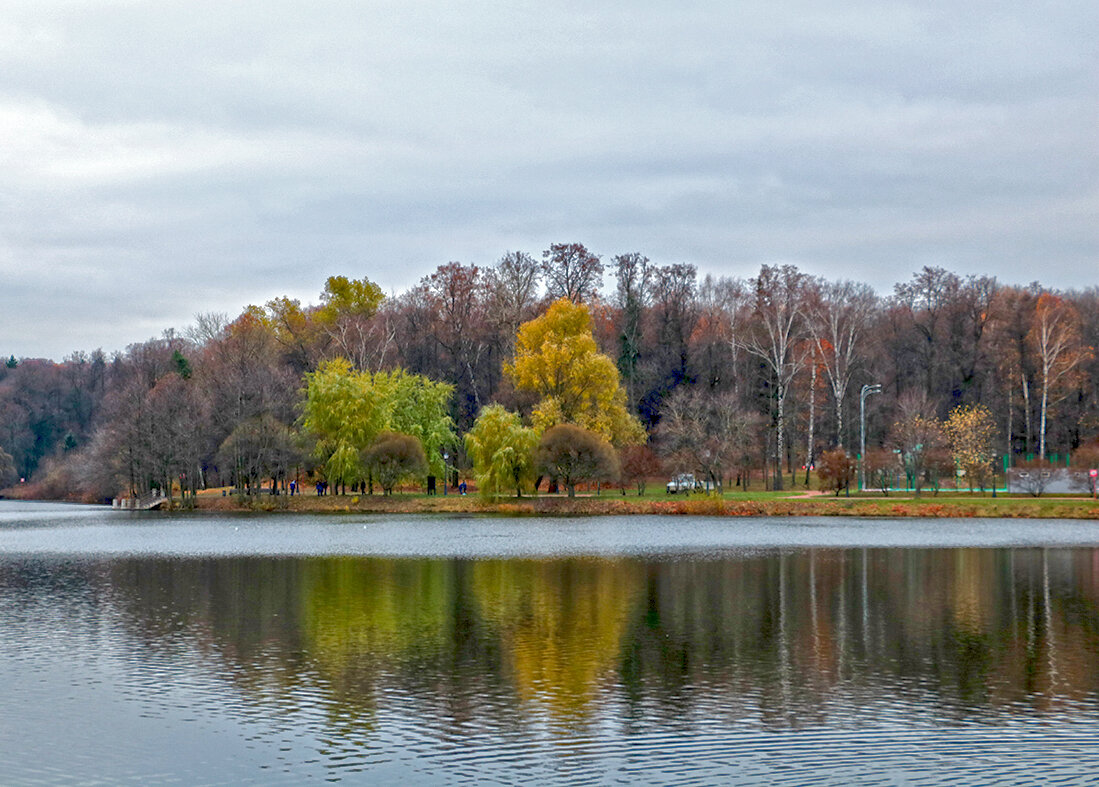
(3, 516, 1099, 783)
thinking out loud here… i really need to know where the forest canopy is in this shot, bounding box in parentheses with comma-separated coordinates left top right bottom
(2, 252, 1098, 501)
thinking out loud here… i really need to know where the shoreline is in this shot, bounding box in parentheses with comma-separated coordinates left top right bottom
(5, 489, 1099, 519)
(178, 491, 1099, 519)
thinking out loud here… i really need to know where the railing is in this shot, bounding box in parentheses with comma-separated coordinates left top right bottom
(112, 492, 169, 510)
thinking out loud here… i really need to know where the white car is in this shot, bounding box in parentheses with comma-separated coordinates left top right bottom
(666, 473, 700, 494)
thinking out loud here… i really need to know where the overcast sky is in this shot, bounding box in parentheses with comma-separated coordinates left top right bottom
(1, 1, 1096, 361)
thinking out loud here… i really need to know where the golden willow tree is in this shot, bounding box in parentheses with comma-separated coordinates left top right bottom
(464, 405, 539, 500)
(504, 298, 645, 447)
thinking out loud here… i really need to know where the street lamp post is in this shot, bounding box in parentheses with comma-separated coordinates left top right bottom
(442, 451, 449, 496)
(992, 452, 998, 498)
(859, 384, 882, 491)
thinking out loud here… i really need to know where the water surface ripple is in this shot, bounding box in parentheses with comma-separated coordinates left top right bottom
(2, 502, 1099, 784)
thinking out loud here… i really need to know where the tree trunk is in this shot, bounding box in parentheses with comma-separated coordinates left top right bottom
(774, 384, 785, 491)
(806, 365, 816, 487)
(834, 386, 844, 450)
(1039, 370, 1049, 460)
(1022, 372, 1032, 454)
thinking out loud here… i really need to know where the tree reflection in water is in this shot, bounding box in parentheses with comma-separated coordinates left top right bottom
(96, 547, 1099, 744)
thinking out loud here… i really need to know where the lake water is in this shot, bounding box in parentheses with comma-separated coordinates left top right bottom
(3, 501, 1099, 785)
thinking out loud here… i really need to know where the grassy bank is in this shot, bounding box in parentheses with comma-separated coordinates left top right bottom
(188, 488, 1099, 519)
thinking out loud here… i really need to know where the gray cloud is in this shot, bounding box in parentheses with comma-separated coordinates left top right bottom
(1, 0, 1095, 359)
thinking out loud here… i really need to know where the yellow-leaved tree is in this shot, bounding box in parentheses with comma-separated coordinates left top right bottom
(943, 404, 996, 492)
(505, 299, 645, 447)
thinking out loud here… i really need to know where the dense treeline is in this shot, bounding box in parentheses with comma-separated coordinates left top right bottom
(2, 245, 1097, 500)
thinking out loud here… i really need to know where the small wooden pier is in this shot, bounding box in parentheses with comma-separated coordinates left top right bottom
(112, 493, 169, 511)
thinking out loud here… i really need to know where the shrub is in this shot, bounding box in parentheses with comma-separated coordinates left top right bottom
(817, 449, 855, 496)
(363, 432, 427, 495)
(535, 424, 620, 498)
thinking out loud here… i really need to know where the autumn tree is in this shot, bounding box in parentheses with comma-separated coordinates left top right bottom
(318, 275, 385, 324)
(363, 432, 428, 495)
(620, 444, 662, 496)
(315, 275, 391, 372)
(535, 424, 620, 497)
(143, 372, 202, 504)
(944, 404, 996, 492)
(648, 263, 698, 390)
(891, 396, 947, 496)
(864, 448, 900, 495)
(989, 285, 1040, 454)
(542, 242, 603, 303)
(197, 308, 300, 453)
(1029, 293, 1090, 459)
(419, 262, 492, 428)
(464, 404, 539, 499)
(689, 275, 738, 392)
(816, 449, 855, 496)
(892, 266, 962, 400)
(262, 296, 319, 372)
(506, 299, 645, 446)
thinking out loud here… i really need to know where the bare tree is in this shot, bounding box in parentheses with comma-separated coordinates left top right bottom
(186, 312, 230, 346)
(420, 262, 492, 430)
(657, 387, 759, 493)
(613, 252, 652, 402)
(1029, 293, 1090, 459)
(805, 278, 878, 449)
(738, 264, 810, 489)
(485, 251, 542, 356)
(712, 276, 752, 398)
(542, 242, 603, 303)
(650, 263, 698, 386)
(325, 303, 398, 373)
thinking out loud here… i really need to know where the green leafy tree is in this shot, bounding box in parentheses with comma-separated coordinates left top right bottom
(506, 298, 645, 447)
(363, 432, 427, 495)
(535, 424, 620, 498)
(301, 358, 453, 492)
(465, 405, 539, 499)
(301, 358, 390, 492)
(386, 371, 456, 478)
(171, 349, 192, 380)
